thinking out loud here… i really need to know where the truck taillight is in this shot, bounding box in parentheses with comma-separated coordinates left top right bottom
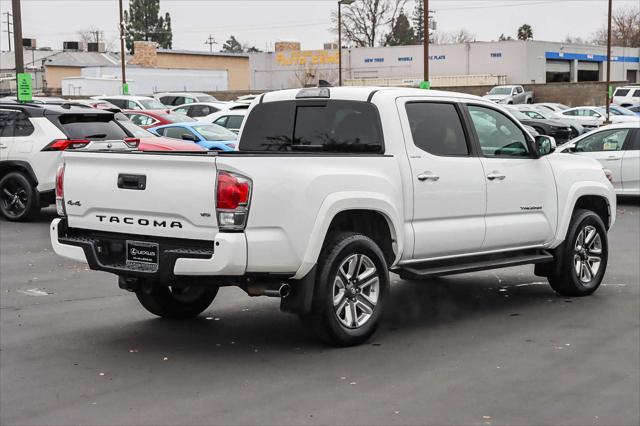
(216, 171, 251, 230)
(55, 163, 66, 217)
(42, 139, 90, 151)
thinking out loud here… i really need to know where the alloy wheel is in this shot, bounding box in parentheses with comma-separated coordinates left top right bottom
(332, 254, 380, 329)
(0, 177, 29, 219)
(573, 225, 602, 285)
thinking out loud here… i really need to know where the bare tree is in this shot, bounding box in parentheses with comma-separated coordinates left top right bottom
(332, 0, 407, 47)
(564, 34, 588, 44)
(77, 26, 115, 50)
(431, 29, 475, 44)
(592, 5, 640, 47)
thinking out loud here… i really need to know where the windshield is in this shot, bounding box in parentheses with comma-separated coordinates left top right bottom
(58, 114, 129, 140)
(506, 109, 529, 120)
(139, 99, 167, 109)
(489, 87, 513, 95)
(161, 113, 196, 123)
(193, 124, 237, 141)
(520, 110, 547, 120)
(117, 119, 155, 138)
(611, 107, 635, 116)
(196, 95, 218, 102)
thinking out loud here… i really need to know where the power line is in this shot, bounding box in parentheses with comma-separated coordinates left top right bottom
(204, 34, 217, 52)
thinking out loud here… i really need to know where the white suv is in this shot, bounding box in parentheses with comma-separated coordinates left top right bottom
(92, 95, 166, 110)
(0, 103, 133, 221)
(612, 86, 640, 108)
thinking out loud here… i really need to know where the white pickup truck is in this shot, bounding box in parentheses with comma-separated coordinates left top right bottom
(51, 87, 616, 346)
(484, 85, 535, 104)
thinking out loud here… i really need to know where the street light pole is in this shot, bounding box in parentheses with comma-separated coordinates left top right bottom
(605, 0, 612, 124)
(11, 0, 23, 74)
(118, 0, 127, 94)
(423, 0, 429, 83)
(337, 0, 354, 87)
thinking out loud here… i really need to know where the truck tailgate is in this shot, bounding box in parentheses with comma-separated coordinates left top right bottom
(62, 152, 218, 240)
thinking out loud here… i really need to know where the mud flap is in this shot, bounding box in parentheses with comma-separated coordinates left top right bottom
(280, 266, 317, 315)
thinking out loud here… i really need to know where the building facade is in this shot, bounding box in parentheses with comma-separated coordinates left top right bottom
(249, 40, 640, 91)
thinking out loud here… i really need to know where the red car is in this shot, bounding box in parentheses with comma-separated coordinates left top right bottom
(123, 109, 195, 129)
(115, 113, 205, 152)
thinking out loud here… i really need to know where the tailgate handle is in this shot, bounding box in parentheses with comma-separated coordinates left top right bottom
(118, 174, 146, 190)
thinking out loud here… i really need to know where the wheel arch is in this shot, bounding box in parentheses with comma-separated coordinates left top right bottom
(292, 193, 403, 280)
(0, 161, 39, 186)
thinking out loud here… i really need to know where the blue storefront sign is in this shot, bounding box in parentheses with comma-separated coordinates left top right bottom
(545, 51, 639, 63)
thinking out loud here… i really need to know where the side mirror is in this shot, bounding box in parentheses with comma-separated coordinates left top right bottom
(534, 135, 556, 156)
(181, 133, 198, 142)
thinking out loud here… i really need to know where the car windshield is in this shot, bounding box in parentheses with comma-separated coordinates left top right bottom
(489, 87, 512, 95)
(117, 119, 155, 138)
(193, 124, 237, 141)
(611, 107, 635, 116)
(160, 113, 196, 123)
(196, 95, 218, 102)
(506, 109, 529, 120)
(139, 99, 167, 109)
(520, 110, 548, 120)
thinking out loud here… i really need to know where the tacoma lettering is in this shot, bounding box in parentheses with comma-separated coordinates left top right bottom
(96, 215, 182, 228)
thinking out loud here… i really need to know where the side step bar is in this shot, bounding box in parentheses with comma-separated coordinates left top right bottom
(395, 250, 554, 280)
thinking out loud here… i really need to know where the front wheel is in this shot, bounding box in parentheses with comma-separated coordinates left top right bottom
(547, 209, 608, 296)
(135, 283, 218, 319)
(302, 232, 389, 346)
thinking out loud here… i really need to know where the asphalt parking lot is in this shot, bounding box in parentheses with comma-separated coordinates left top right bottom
(1, 200, 638, 426)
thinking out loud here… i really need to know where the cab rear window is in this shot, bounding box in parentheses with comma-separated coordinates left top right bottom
(240, 100, 384, 153)
(57, 114, 129, 140)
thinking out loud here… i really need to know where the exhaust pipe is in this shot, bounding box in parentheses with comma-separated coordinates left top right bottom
(245, 283, 291, 298)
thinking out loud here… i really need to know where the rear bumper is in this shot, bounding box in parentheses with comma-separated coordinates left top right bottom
(50, 218, 247, 281)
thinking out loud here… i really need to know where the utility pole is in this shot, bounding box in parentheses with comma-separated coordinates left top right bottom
(11, 0, 23, 74)
(423, 0, 429, 84)
(118, 0, 127, 94)
(2, 12, 12, 51)
(605, 0, 612, 124)
(204, 35, 217, 53)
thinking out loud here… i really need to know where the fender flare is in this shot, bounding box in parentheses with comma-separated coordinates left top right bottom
(550, 181, 615, 249)
(292, 191, 403, 280)
(0, 160, 39, 186)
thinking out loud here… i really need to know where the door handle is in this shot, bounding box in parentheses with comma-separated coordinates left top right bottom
(487, 172, 506, 181)
(605, 155, 621, 160)
(0, 144, 8, 149)
(417, 173, 440, 182)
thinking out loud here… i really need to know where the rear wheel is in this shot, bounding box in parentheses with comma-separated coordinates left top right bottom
(302, 232, 389, 346)
(135, 283, 218, 319)
(547, 209, 608, 296)
(0, 172, 39, 221)
(569, 127, 580, 139)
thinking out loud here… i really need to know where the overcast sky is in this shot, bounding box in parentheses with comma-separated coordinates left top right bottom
(0, 0, 638, 53)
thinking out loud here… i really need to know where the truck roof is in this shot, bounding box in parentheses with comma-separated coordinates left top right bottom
(261, 86, 486, 103)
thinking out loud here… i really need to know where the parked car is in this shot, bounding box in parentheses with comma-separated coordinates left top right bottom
(605, 105, 639, 118)
(561, 106, 638, 126)
(154, 92, 219, 106)
(556, 122, 639, 196)
(171, 102, 248, 119)
(627, 105, 640, 116)
(148, 122, 237, 151)
(483, 85, 534, 104)
(199, 109, 248, 133)
(235, 94, 261, 105)
(112, 113, 205, 152)
(122, 109, 195, 129)
(0, 103, 135, 221)
(92, 95, 166, 110)
(504, 106, 573, 142)
(611, 86, 640, 108)
(51, 87, 616, 346)
(73, 99, 120, 111)
(534, 103, 570, 113)
(513, 105, 585, 139)
(1, 96, 68, 105)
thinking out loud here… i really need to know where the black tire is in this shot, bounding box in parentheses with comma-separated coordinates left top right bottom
(548, 209, 608, 297)
(135, 283, 218, 319)
(302, 232, 389, 347)
(526, 98, 534, 104)
(569, 126, 580, 139)
(533, 126, 546, 135)
(0, 171, 39, 221)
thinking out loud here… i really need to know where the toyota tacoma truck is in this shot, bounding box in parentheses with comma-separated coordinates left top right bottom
(50, 87, 616, 346)
(484, 85, 534, 104)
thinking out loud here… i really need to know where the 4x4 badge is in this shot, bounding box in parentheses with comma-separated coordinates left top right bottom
(67, 200, 81, 206)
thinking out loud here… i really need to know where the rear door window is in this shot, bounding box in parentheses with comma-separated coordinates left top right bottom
(57, 113, 129, 140)
(226, 115, 245, 129)
(405, 102, 469, 156)
(106, 98, 127, 109)
(614, 89, 630, 97)
(240, 100, 383, 153)
(0, 110, 34, 137)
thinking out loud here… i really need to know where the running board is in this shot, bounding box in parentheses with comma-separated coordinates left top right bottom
(395, 250, 554, 280)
